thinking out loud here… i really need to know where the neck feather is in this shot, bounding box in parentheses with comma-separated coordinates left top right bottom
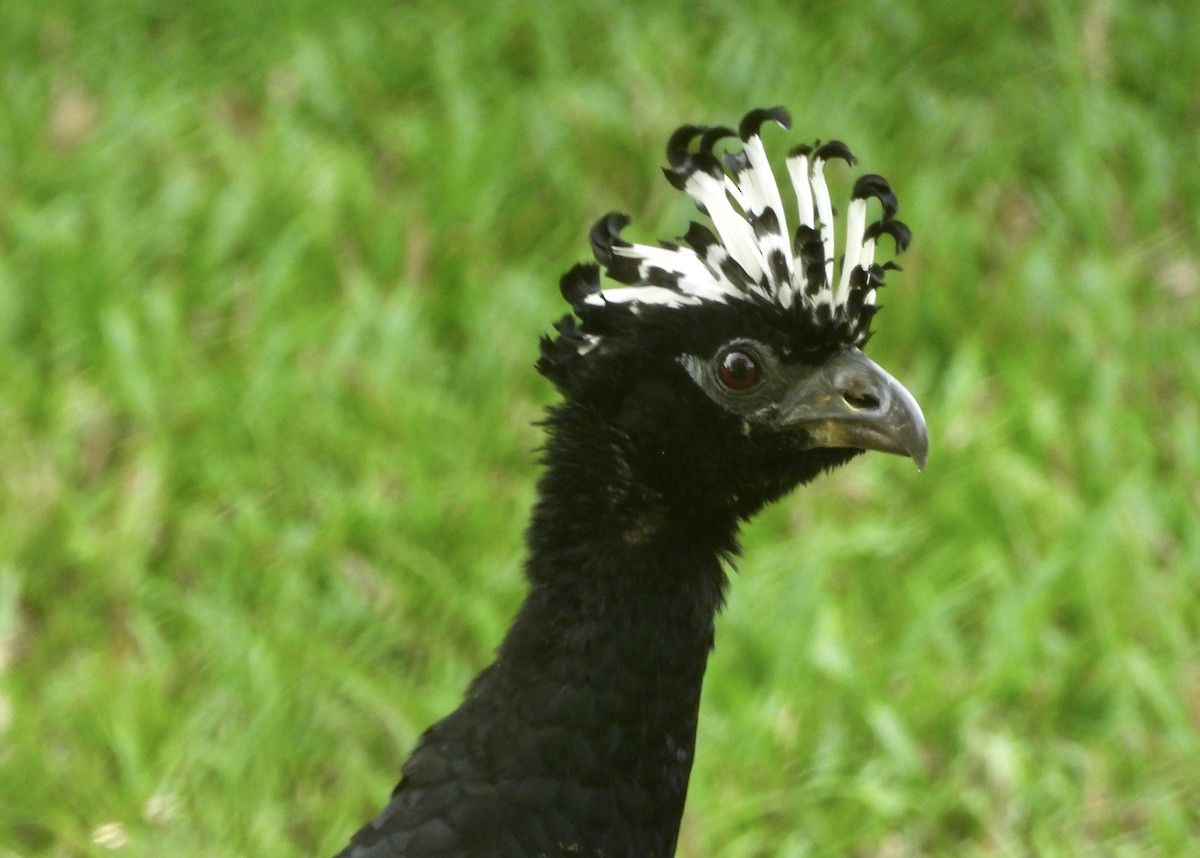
(474, 406, 738, 852)
(380, 406, 742, 857)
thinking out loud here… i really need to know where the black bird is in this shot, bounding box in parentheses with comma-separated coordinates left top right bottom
(334, 106, 927, 857)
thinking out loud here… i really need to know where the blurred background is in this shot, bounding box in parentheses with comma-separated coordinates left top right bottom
(1, 1, 1198, 855)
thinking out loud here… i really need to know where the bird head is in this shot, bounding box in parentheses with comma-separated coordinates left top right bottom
(538, 107, 927, 524)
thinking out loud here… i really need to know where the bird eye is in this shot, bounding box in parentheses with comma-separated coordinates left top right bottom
(717, 350, 761, 391)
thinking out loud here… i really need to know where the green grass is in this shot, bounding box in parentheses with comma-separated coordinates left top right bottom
(2, 1, 1198, 855)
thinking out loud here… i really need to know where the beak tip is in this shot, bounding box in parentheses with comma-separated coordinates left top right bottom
(907, 432, 929, 472)
(909, 431, 929, 472)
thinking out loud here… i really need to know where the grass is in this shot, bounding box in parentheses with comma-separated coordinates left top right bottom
(2, 0, 1198, 855)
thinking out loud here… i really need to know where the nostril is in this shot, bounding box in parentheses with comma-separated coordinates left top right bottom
(842, 389, 881, 411)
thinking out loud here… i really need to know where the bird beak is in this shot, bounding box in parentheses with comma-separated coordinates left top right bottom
(777, 348, 929, 470)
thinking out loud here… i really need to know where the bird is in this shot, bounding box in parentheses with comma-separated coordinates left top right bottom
(333, 106, 927, 858)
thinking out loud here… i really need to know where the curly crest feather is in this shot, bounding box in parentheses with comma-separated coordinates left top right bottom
(540, 106, 912, 389)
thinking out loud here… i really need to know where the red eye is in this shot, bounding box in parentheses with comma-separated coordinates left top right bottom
(717, 350, 761, 391)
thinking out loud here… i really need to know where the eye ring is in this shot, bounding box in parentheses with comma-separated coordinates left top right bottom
(716, 349, 762, 391)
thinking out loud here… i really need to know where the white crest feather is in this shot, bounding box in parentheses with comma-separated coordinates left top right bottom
(574, 107, 910, 347)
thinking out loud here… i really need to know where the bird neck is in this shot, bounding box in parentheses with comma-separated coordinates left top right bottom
(466, 406, 739, 848)
(522, 400, 738, 627)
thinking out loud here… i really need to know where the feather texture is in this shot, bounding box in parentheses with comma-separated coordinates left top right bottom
(570, 107, 910, 348)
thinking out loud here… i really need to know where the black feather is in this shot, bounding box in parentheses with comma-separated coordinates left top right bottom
(865, 219, 912, 254)
(738, 105, 791, 140)
(852, 173, 899, 218)
(814, 139, 857, 166)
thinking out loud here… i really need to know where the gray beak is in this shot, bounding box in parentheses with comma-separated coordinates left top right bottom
(778, 348, 929, 470)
